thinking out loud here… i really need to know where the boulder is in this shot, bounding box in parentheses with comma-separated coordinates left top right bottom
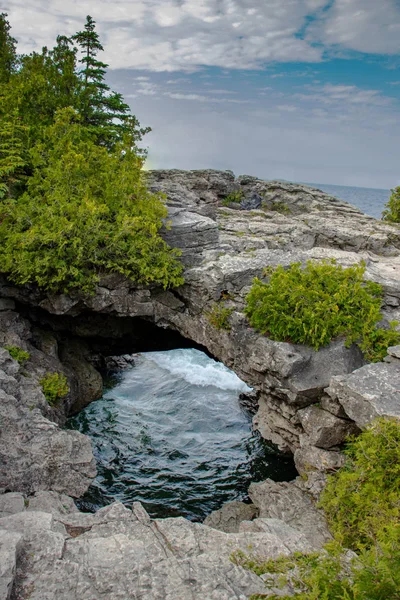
(248, 479, 332, 548)
(297, 405, 359, 449)
(327, 362, 400, 427)
(294, 444, 345, 476)
(0, 530, 22, 600)
(203, 501, 258, 533)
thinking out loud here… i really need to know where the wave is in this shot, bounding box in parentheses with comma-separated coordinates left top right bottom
(144, 348, 252, 393)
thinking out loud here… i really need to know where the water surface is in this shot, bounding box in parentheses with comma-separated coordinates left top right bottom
(68, 348, 297, 520)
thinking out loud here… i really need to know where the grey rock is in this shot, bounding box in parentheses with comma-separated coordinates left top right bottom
(0, 386, 96, 496)
(104, 354, 135, 371)
(204, 501, 258, 533)
(2, 501, 320, 600)
(387, 345, 400, 359)
(327, 362, 400, 427)
(294, 445, 345, 476)
(0, 494, 25, 519)
(239, 517, 313, 552)
(26, 491, 79, 516)
(249, 479, 332, 548)
(0, 298, 15, 311)
(297, 405, 359, 449)
(288, 342, 365, 404)
(1, 168, 400, 495)
(319, 392, 350, 419)
(0, 529, 22, 600)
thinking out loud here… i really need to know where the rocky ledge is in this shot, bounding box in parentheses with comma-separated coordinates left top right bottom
(1, 170, 400, 598)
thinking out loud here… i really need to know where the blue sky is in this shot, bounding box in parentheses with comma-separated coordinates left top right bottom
(3, 0, 400, 188)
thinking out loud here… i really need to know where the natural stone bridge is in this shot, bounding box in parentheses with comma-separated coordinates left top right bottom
(1, 170, 400, 599)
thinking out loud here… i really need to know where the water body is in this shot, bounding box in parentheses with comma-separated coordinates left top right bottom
(307, 182, 391, 219)
(68, 348, 297, 521)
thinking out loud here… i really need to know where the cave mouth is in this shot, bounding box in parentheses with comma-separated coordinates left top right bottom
(67, 347, 297, 521)
(18, 305, 297, 520)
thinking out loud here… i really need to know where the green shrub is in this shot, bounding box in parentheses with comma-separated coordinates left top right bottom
(206, 302, 234, 331)
(40, 372, 69, 406)
(0, 109, 184, 294)
(244, 260, 400, 361)
(233, 418, 400, 600)
(270, 201, 290, 214)
(4, 345, 30, 364)
(221, 189, 244, 206)
(382, 186, 400, 223)
(320, 418, 400, 551)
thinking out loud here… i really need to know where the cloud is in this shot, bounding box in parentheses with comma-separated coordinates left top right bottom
(6, 0, 324, 71)
(295, 83, 394, 107)
(164, 91, 249, 104)
(309, 0, 400, 54)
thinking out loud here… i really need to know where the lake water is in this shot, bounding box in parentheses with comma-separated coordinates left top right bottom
(307, 182, 391, 219)
(68, 348, 297, 521)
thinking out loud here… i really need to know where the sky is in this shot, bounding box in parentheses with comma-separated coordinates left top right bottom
(3, 0, 400, 188)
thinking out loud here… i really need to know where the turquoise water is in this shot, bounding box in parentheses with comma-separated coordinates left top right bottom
(68, 348, 297, 521)
(308, 182, 391, 219)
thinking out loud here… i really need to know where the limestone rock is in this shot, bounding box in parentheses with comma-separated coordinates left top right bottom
(0, 501, 320, 600)
(248, 479, 332, 548)
(294, 445, 345, 476)
(327, 362, 400, 427)
(204, 501, 258, 533)
(0, 358, 96, 497)
(0, 530, 22, 600)
(0, 494, 25, 519)
(387, 345, 400, 359)
(297, 405, 359, 449)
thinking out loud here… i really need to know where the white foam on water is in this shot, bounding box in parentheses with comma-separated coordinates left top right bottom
(144, 348, 252, 393)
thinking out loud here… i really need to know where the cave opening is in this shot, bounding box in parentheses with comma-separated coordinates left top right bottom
(18, 303, 298, 521)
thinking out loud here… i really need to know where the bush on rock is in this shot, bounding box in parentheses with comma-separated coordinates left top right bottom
(382, 186, 400, 223)
(244, 260, 399, 362)
(234, 418, 400, 600)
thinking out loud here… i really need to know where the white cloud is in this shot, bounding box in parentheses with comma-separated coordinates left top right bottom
(295, 84, 393, 107)
(6, 0, 324, 71)
(310, 0, 400, 54)
(164, 91, 249, 104)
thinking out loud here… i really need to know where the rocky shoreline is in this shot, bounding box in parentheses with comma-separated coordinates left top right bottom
(1, 169, 400, 598)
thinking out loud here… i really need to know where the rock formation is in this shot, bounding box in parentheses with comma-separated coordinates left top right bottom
(1, 170, 400, 598)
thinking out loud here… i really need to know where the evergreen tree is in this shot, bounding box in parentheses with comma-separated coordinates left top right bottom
(72, 16, 150, 149)
(0, 13, 17, 83)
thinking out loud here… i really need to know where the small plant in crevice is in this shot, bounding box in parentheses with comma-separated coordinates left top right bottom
(4, 345, 30, 364)
(221, 189, 244, 206)
(270, 201, 290, 214)
(206, 302, 234, 331)
(40, 372, 69, 406)
(244, 259, 400, 362)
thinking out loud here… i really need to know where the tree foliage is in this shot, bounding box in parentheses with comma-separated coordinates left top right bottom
(0, 109, 183, 293)
(244, 260, 399, 362)
(0, 13, 17, 83)
(71, 15, 143, 148)
(0, 15, 183, 294)
(382, 186, 400, 223)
